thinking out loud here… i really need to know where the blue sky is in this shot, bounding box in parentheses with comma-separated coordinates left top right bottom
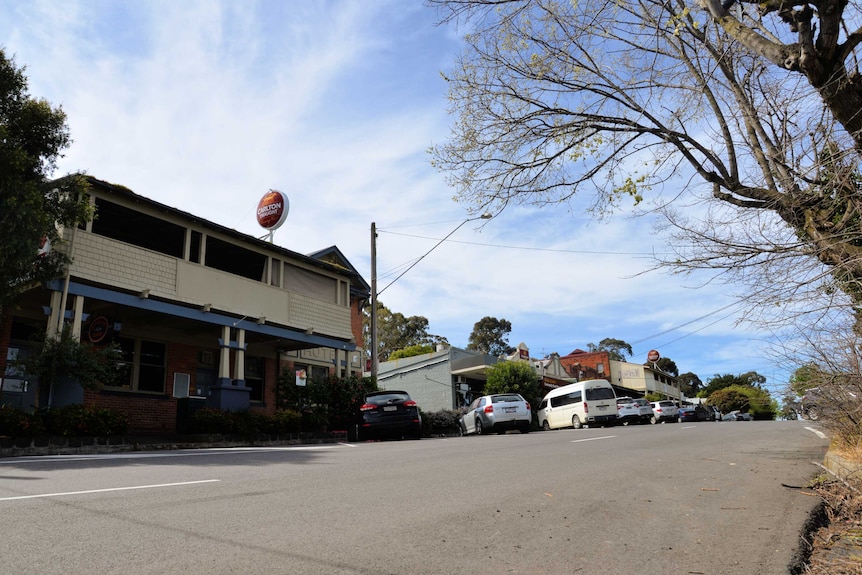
(1, 0, 793, 392)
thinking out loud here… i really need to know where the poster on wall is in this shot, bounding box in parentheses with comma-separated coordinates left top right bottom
(296, 369, 307, 387)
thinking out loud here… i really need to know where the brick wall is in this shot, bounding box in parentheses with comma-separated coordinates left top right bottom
(559, 350, 607, 381)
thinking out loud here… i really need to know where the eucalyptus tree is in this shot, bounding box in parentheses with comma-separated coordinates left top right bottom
(428, 0, 862, 332)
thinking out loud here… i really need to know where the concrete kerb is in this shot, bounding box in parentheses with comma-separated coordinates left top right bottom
(0, 433, 347, 458)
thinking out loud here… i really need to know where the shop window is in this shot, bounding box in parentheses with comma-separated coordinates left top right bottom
(112, 337, 166, 393)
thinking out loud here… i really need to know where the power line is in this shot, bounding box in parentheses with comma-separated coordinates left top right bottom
(378, 229, 663, 256)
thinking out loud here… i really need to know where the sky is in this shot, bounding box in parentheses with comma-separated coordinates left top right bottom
(1, 0, 795, 393)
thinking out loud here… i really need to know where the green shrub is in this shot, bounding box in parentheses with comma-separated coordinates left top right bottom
(0, 405, 45, 437)
(41, 405, 130, 436)
(421, 409, 463, 436)
(187, 408, 303, 436)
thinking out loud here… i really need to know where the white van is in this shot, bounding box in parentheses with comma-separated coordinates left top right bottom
(537, 379, 617, 430)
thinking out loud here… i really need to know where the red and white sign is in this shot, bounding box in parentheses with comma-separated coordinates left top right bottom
(256, 189, 289, 230)
(647, 349, 660, 363)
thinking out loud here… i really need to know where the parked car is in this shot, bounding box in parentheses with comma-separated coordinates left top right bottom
(460, 393, 532, 435)
(616, 396, 649, 425)
(352, 390, 422, 441)
(537, 379, 618, 430)
(633, 398, 654, 422)
(800, 387, 860, 421)
(650, 400, 679, 424)
(721, 410, 753, 421)
(678, 405, 710, 422)
(704, 405, 721, 421)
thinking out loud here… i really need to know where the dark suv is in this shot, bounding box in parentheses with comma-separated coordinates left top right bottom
(352, 390, 422, 441)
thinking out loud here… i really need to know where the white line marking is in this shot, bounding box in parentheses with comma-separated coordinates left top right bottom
(805, 427, 828, 440)
(571, 435, 616, 443)
(0, 479, 221, 502)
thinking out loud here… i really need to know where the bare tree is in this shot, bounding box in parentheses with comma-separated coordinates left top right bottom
(428, 0, 862, 331)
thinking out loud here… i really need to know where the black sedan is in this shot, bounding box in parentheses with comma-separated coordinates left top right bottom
(352, 390, 422, 441)
(678, 405, 711, 422)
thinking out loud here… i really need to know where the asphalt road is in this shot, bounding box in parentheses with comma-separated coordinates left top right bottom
(0, 420, 829, 575)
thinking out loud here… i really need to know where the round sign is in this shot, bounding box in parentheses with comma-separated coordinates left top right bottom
(256, 189, 289, 230)
(88, 316, 110, 343)
(647, 349, 660, 362)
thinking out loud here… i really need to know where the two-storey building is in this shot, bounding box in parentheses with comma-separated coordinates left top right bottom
(0, 177, 369, 434)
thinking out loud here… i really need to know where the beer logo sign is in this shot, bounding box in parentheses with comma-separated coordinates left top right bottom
(256, 189, 289, 230)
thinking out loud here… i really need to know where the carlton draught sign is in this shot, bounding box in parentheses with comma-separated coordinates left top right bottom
(256, 189, 289, 230)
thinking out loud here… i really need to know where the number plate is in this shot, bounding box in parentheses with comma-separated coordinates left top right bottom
(383, 406, 397, 411)
(504, 407, 517, 413)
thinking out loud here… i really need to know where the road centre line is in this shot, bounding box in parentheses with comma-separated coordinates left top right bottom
(0, 479, 221, 502)
(571, 435, 616, 443)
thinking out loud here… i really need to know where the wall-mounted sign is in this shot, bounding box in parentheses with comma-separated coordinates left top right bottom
(256, 189, 289, 230)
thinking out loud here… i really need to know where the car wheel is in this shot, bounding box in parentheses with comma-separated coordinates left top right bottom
(475, 418, 484, 435)
(678, 416, 683, 423)
(622, 420, 630, 426)
(572, 415, 582, 429)
(458, 421, 466, 436)
(542, 420, 550, 431)
(806, 406, 820, 421)
(650, 415, 658, 424)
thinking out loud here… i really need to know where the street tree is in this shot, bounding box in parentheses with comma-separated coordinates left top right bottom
(483, 360, 541, 417)
(428, 0, 862, 333)
(467, 316, 512, 356)
(677, 372, 703, 397)
(701, 371, 767, 397)
(0, 50, 93, 312)
(655, 357, 679, 377)
(363, 301, 448, 363)
(587, 338, 632, 362)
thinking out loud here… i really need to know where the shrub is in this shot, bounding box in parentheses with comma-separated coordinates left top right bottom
(421, 409, 463, 436)
(187, 408, 303, 437)
(41, 405, 130, 436)
(0, 405, 45, 437)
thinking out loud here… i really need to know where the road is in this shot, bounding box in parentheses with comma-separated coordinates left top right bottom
(0, 420, 829, 574)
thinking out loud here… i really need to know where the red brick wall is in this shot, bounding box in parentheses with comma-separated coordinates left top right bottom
(559, 350, 608, 381)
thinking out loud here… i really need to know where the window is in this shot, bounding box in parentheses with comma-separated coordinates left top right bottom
(245, 356, 264, 402)
(112, 337, 166, 393)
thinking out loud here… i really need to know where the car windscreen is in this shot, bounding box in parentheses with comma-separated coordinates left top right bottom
(585, 387, 615, 400)
(365, 392, 410, 405)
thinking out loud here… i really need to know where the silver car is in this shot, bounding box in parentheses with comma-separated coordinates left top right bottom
(460, 393, 532, 435)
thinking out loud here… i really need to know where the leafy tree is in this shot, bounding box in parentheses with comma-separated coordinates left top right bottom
(709, 384, 776, 420)
(389, 344, 436, 361)
(428, 0, 862, 335)
(677, 372, 703, 397)
(483, 360, 541, 418)
(0, 50, 93, 312)
(587, 338, 632, 362)
(701, 371, 766, 397)
(362, 301, 448, 363)
(466, 316, 512, 356)
(655, 357, 679, 377)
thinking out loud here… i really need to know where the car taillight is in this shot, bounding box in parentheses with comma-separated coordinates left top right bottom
(404, 400, 417, 408)
(360, 403, 376, 411)
(483, 405, 494, 413)
(583, 402, 589, 413)
(526, 402, 531, 410)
